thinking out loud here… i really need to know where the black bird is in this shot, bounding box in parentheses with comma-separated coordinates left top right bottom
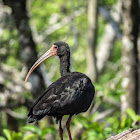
(25, 41, 95, 140)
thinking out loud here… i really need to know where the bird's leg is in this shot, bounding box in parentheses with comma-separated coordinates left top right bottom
(59, 120, 63, 140)
(66, 115, 72, 140)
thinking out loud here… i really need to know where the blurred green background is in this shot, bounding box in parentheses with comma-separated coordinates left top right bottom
(0, 0, 140, 140)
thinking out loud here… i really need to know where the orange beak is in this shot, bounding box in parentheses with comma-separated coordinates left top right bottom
(25, 45, 57, 83)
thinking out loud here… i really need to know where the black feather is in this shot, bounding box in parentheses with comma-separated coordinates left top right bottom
(28, 72, 95, 123)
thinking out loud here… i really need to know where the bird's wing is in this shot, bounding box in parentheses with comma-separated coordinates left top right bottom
(28, 72, 92, 117)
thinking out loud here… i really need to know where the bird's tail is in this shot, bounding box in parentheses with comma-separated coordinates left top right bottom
(27, 114, 44, 123)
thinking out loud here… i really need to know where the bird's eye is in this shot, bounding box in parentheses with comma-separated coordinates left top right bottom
(54, 45, 58, 49)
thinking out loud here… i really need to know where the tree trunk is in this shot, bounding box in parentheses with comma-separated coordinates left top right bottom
(3, 0, 46, 98)
(138, 32, 140, 125)
(87, 0, 98, 82)
(2, 1, 55, 137)
(7, 113, 18, 132)
(97, 0, 122, 74)
(121, 0, 140, 116)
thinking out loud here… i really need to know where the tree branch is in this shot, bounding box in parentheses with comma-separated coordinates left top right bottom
(107, 128, 140, 140)
(5, 108, 26, 119)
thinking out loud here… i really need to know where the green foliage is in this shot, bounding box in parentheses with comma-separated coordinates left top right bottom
(1, 124, 57, 140)
(0, 136, 6, 140)
(126, 108, 140, 126)
(1, 109, 139, 140)
(2, 129, 22, 140)
(72, 109, 139, 140)
(99, 0, 117, 7)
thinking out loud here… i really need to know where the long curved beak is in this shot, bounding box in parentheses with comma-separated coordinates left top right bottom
(25, 46, 57, 83)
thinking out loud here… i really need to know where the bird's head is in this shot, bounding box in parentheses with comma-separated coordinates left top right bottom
(54, 41, 70, 57)
(25, 41, 70, 82)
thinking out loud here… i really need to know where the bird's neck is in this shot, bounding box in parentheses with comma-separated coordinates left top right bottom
(59, 54, 70, 76)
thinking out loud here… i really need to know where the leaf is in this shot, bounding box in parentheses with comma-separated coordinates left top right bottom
(12, 131, 22, 140)
(0, 136, 7, 140)
(136, 116, 140, 122)
(3, 129, 12, 140)
(121, 115, 127, 128)
(126, 108, 137, 122)
(22, 125, 41, 136)
(41, 127, 56, 138)
(23, 133, 36, 140)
